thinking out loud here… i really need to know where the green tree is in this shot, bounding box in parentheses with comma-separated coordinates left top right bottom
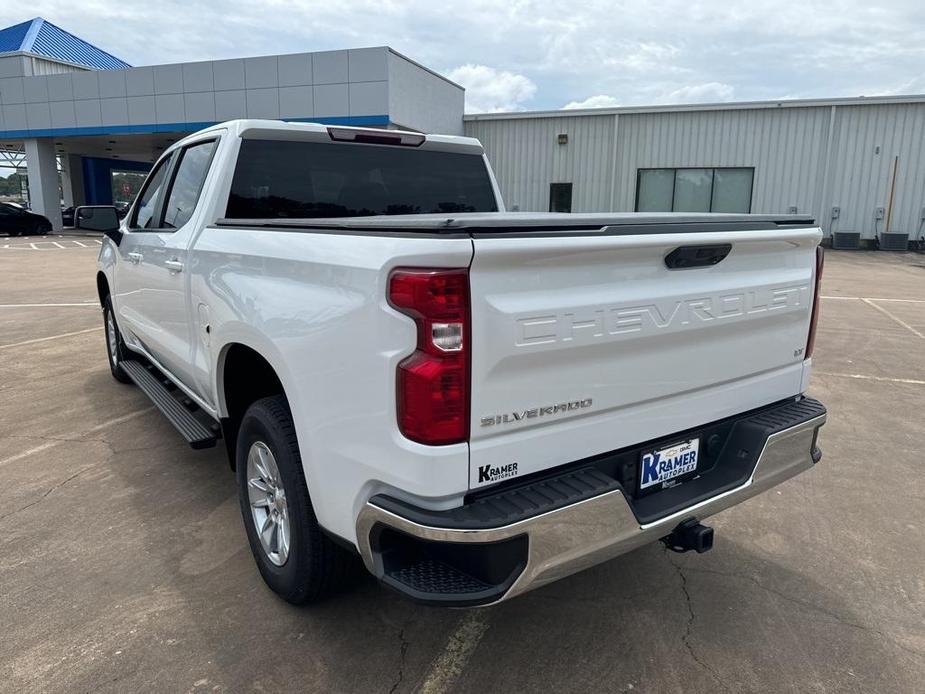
(0, 172, 25, 197)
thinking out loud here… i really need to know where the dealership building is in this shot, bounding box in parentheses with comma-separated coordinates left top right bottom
(2, 18, 924, 245)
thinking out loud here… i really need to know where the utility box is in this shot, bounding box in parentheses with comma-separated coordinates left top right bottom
(878, 232, 909, 250)
(831, 232, 861, 250)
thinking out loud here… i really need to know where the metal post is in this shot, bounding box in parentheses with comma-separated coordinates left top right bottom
(23, 138, 63, 230)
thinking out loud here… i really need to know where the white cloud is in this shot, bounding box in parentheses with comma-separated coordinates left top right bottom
(5, 0, 925, 111)
(446, 64, 537, 113)
(882, 74, 925, 95)
(661, 82, 736, 104)
(563, 95, 621, 110)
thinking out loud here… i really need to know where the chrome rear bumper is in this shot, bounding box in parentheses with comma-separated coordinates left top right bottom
(356, 407, 825, 606)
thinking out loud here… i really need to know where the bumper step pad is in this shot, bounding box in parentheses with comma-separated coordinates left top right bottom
(389, 558, 493, 595)
(747, 397, 826, 432)
(375, 467, 619, 532)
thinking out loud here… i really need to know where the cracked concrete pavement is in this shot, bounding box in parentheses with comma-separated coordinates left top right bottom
(1, 238, 924, 693)
(666, 552, 729, 693)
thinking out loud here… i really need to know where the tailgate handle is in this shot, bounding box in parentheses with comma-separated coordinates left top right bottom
(665, 243, 732, 269)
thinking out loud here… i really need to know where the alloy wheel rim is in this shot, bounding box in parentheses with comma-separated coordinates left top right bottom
(106, 311, 118, 364)
(246, 441, 290, 566)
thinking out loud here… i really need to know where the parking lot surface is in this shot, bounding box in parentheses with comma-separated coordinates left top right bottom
(1, 238, 923, 693)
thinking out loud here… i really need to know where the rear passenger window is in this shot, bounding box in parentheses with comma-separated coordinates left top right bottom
(225, 139, 498, 219)
(162, 140, 217, 229)
(131, 155, 172, 229)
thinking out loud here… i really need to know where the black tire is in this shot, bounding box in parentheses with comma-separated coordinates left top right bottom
(34, 221, 51, 235)
(103, 295, 132, 384)
(236, 395, 355, 604)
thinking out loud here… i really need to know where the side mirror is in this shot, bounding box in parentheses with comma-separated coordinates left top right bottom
(76, 206, 122, 245)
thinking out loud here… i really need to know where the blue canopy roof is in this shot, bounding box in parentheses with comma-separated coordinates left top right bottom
(0, 18, 130, 70)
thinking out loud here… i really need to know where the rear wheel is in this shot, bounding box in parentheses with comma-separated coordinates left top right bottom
(103, 296, 132, 384)
(236, 395, 355, 604)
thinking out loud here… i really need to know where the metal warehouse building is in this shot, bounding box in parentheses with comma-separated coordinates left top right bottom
(465, 96, 925, 245)
(2, 17, 924, 247)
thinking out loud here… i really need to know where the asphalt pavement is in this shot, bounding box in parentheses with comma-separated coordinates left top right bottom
(1, 239, 923, 693)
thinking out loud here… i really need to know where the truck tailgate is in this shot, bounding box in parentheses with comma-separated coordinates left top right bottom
(468, 224, 821, 488)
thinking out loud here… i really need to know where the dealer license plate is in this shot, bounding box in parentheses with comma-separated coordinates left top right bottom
(639, 437, 700, 491)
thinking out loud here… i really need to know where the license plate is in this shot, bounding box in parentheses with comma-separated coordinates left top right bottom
(639, 437, 700, 491)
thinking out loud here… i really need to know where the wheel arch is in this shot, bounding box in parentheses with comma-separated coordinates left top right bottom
(216, 340, 291, 469)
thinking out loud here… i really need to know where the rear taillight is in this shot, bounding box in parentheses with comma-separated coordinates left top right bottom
(388, 268, 470, 445)
(805, 245, 824, 358)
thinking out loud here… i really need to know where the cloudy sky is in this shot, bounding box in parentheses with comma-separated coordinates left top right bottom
(2, 1, 925, 113)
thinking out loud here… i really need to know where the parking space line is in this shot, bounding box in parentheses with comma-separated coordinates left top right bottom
(861, 298, 925, 340)
(419, 611, 490, 694)
(0, 239, 103, 250)
(816, 372, 925, 385)
(822, 296, 925, 304)
(0, 407, 154, 470)
(0, 441, 61, 471)
(866, 297, 925, 304)
(0, 327, 101, 350)
(0, 302, 98, 308)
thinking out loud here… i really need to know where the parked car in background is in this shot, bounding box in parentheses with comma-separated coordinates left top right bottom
(0, 202, 51, 236)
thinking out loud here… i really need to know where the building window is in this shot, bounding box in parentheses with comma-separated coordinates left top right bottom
(635, 167, 753, 213)
(549, 182, 573, 212)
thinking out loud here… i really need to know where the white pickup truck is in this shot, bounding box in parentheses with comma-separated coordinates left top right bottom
(81, 119, 827, 607)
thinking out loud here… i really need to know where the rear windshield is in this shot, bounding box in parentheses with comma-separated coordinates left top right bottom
(226, 139, 498, 218)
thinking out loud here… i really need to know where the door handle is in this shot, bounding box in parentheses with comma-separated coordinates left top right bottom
(664, 244, 732, 269)
(164, 258, 184, 273)
(127, 252, 143, 264)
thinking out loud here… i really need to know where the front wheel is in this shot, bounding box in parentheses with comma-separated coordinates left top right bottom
(236, 395, 355, 604)
(103, 296, 131, 384)
(33, 221, 51, 235)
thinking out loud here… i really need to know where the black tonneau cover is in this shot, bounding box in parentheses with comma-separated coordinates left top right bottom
(215, 212, 817, 236)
